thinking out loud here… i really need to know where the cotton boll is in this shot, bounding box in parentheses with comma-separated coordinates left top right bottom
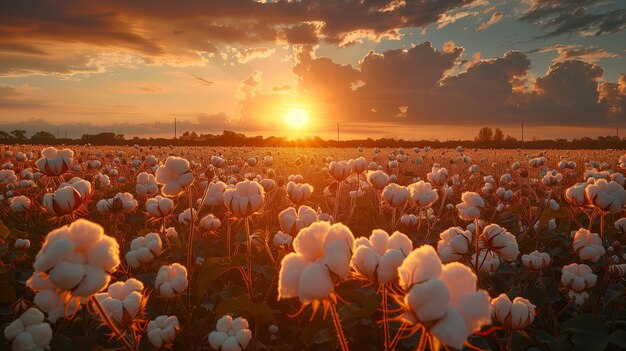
(286, 181, 314, 204)
(437, 227, 472, 263)
(456, 192, 485, 221)
(298, 262, 334, 303)
(398, 245, 442, 289)
(407, 180, 438, 207)
(136, 172, 159, 196)
(4, 308, 52, 351)
(521, 250, 551, 270)
(572, 228, 605, 262)
(278, 206, 317, 236)
(491, 294, 536, 330)
(561, 263, 597, 295)
(382, 183, 410, 207)
(155, 156, 194, 197)
(399, 247, 491, 349)
(479, 224, 519, 261)
(223, 180, 265, 218)
(329, 160, 351, 182)
(146, 315, 179, 348)
(155, 263, 188, 297)
(366, 170, 389, 190)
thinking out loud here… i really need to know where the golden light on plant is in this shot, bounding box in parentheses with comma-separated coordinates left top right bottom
(284, 108, 309, 129)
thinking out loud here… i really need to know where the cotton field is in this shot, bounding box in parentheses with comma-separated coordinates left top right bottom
(0, 144, 625, 351)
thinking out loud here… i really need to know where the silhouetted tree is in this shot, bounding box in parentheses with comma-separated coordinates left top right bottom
(31, 131, 56, 141)
(476, 127, 493, 142)
(10, 129, 27, 140)
(0, 131, 12, 139)
(493, 128, 504, 141)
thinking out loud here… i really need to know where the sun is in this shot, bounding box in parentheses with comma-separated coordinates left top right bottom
(284, 108, 309, 129)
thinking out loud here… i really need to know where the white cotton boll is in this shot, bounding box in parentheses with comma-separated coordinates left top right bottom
(584, 179, 626, 213)
(382, 183, 410, 207)
(298, 262, 334, 303)
(561, 263, 597, 293)
(209, 331, 229, 349)
(615, 218, 626, 232)
(407, 180, 438, 207)
(10, 196, 31, 213)
(286, 181, 314, 204)
(4, 308, 52, 351)
(491, 294, 535, 330)
(471, 250, 500, 272)
(15, 238, 31, 249)
(156, 263, 188, 297)
(572, 228, 605, 262)
(145, 195, 174, 218)
(147, 315, 179, 348)
(178, 208, 198, 226)
(273, 231, 292, 247)
(202, 181, 228, 206)
(430, 306, 468, 350)
(398, 245, 442, 289)
(565, 183, 588, 207)
(352, 246, 380, 281)
(31, 219, 119, 298)
(278, 254, 307, 299)
(155, 156, 194, 196)
(329, 160, 351, 182)
(136, 172, 159, 196)
(348, 157, 367, 174)
(479, 224, 519, 261)
(437, 227, 472, 263)
(235, 328, 252, 348)
(366, 170, 389, 190)
(223, 181, 265, 218)
(521, 250, 551, 270)
(278, 206, 317, 236)
(199, 214, 222, 231)
(377, 249, 406, 284)
(400, 214, 418, 227)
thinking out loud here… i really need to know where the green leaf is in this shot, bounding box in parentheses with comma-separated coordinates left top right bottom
(608, 330, 626, 348)
(561, 314, 608, 351)
(196, 255, 248, 297)
(603, 283, 625, 308)
(537, 207, 569, 233)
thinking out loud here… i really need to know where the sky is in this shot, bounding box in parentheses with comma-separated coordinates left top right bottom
(0, 0, 625, 141)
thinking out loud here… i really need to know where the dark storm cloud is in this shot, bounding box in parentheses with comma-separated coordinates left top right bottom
(235, 43, 625, 126)
(519, 0, 626, 38)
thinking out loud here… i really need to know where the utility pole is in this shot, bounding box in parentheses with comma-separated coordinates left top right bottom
(174, 118, 177, 139)
(336, 122, 339, 142)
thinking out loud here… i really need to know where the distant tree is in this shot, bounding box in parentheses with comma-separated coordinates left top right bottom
(505, 134, 517, 142)
(493, 128, 504, 141)
(31, 131, 56, 141)
(0, 131, 12, 139)
(10, 129, 27, 140)
(115, 134, 125, 140)
(476, 127, 493, 142)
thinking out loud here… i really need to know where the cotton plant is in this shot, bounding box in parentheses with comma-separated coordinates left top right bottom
(396, 245, 491, 349)
(208, 315, 252, 351)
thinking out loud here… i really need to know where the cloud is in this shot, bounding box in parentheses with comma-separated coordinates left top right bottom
(476, 12, 503, 32)
(0, 0, 481, 76)
(233, 42, 625, 127)
(0, 86, 50, 109)
(519, 0, 626, 38)
(231, 47, 276, 64)
(528, 44, 619, 63)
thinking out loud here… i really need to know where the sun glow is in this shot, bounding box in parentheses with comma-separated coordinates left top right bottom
(284, 108, 309, 129)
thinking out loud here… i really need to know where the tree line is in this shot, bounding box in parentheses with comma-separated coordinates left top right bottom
(1, 128, 625, 150)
